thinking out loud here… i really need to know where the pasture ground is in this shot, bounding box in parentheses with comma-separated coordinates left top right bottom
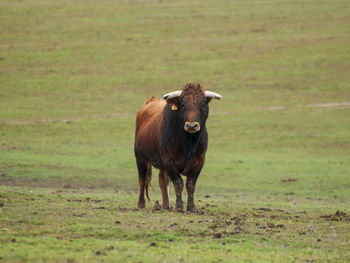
(1, 0, 350, 262)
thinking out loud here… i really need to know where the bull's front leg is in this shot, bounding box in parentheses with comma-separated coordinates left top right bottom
(186, 176, 197, 212)
(166, 166, 184, 211)
(185, 154, 205, 212)
(173, 177, 184, 211)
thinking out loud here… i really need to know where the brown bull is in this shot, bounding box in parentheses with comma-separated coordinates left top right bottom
(134, 83, 221, 211)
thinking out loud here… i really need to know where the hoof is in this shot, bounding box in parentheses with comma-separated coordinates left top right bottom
(163, 205, 172, 210)
(137, 202, 145, 209)
(187, 207, 196, 213)
(175, 202, 183, 211)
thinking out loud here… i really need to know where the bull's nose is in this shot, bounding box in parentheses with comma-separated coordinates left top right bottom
(186, 122, 198, 129)
(184, 122, 200, 133)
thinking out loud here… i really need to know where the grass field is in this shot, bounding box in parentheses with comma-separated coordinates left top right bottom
(1, 0, 350, 262)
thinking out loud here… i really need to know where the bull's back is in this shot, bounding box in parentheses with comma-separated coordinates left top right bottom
(134, 96, 166, 161)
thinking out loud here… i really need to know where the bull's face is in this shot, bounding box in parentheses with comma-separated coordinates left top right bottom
(163, 83, 221, 134)
(180, 89, 207, 134)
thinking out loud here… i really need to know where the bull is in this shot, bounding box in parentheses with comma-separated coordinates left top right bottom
(134, 83, 221, 212)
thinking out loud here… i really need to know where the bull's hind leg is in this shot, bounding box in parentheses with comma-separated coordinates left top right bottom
(136, 158, 151, 209)
(158, 170, 170, 209)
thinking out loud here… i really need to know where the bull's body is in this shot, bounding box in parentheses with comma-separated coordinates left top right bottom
(134, 83, 220, 211)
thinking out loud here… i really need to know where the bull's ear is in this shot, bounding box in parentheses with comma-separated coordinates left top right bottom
(166, 97, 181, 110)
(163, 90, 182, 111)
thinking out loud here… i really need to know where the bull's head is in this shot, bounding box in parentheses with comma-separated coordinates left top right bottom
(163, 83, 221, 134)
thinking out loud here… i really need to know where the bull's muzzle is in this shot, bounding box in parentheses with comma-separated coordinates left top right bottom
(184, 122, 200, 134)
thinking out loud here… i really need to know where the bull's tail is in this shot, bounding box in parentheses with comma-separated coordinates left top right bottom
(145, 163, 152, 201)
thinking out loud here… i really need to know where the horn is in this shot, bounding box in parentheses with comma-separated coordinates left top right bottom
(163, 90, 182, 100)
(205, 91, 222, 99)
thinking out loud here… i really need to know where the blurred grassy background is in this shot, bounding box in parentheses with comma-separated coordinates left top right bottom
(1, 0, 349, 201)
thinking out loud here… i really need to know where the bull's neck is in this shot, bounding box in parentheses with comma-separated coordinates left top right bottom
(183, 131, 202, 164)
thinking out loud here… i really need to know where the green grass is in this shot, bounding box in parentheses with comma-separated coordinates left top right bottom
(1, 188, 349, 263)
(1, 0, 350, 262)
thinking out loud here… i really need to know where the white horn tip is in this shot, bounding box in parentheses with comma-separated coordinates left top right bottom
(205, 91, 222, 100)
(163, 90, 182, 100)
